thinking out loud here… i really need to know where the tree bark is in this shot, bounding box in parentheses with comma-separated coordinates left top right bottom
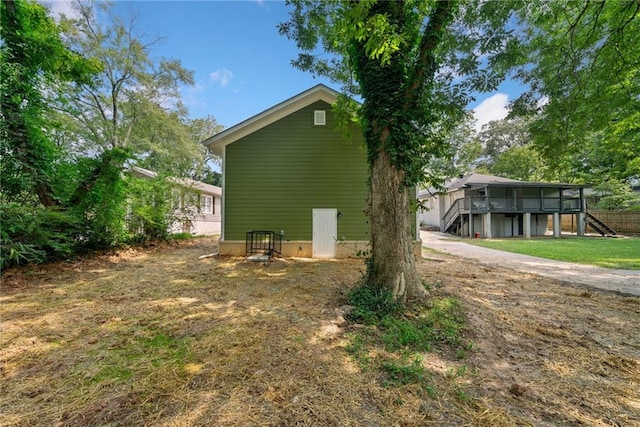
(339, 0, 458, 301)
(366, 150, 428, 302)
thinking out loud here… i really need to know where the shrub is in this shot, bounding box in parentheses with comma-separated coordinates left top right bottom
(0, 203, 80, 269)
(347, 284, 405, 324)
(125, 176, 175, 242)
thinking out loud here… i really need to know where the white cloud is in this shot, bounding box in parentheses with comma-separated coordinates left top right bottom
(210, 68, 234, 87)
(472, 93, 509, 132)
(42, 0, 80, 20)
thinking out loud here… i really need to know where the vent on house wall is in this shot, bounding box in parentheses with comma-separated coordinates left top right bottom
(314, 110, 326, 126)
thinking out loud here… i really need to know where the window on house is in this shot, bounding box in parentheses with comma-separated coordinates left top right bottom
(186, 194, 197, 212)
(314, 110, 326, 125)
(201, 195, 213, 214)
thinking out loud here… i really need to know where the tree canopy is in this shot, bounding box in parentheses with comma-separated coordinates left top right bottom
(0, 0, 99, 206)
(280, 0, 640, 298)
(513, 0, 639, 187)
(1, 0, 222, 269)
(280, 0, 525, 300)
(55, 0, 208, 176)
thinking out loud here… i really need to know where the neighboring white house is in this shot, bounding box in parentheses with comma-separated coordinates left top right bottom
(128, 166, 221, 236)
(418, 174, 521, 229)
(419, 173, 587, 238)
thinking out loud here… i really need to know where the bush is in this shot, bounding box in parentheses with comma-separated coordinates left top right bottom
(0, 203, 81, 270)
(0, 241, 47, 270)
(70, 152, 128, 248)
(125, 175, 180, 242)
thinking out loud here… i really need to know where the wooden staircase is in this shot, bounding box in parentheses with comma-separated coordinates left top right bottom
(444, 212, 462, 234)
(585, 212, 617, 237)
(442, 198, 466, 234)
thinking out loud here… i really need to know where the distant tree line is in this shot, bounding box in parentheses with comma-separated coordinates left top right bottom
(1, 0, 222, 269)
(433, 0, 639, 210)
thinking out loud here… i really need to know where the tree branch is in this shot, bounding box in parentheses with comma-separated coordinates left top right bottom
(402, 0, 457, 113)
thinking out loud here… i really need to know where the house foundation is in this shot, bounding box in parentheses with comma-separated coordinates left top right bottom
(217, 239, 422, 259)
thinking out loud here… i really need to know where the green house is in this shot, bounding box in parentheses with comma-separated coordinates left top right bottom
(204, 84, 374, 258)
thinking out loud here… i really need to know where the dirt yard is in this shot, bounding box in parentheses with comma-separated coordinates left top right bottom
(1, 238, 639, 426)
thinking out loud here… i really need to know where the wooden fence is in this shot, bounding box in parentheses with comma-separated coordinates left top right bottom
(553, 210, 640, 236)
(588, 210, 640, 235)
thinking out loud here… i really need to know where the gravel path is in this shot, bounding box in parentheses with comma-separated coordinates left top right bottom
(420, 231, 640, 297)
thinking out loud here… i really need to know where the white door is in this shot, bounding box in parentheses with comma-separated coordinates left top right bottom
(312, 208, 337, 258)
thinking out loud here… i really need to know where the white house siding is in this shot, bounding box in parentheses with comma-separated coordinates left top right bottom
(170, 213, 221, 236)
(181, 193, 222, 236)
(419, 194, 441, 228)
(180, 181, 222, 236)
(128, 166, 222, 236)
(192, 215, 221, 235)
(192, 195, 222, 235)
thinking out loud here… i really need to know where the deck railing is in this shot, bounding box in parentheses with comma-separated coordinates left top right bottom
(444, 195, 582, 226)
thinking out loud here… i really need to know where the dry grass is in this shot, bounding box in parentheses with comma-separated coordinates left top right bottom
(1, 238, 639, 426)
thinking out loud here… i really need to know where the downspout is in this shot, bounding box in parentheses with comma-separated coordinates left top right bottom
(220, 146, 226, 241)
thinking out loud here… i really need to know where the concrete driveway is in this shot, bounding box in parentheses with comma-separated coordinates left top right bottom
(420, 231, 640, 297)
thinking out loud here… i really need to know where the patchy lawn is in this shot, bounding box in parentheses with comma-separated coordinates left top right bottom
(1, 238, 639, 426)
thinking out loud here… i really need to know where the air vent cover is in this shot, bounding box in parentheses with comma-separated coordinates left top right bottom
(314, 110, 326, 126)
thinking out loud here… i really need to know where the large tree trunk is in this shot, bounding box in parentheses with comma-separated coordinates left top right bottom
(348, 1, 457, 302)
(365, 150, 428, 302)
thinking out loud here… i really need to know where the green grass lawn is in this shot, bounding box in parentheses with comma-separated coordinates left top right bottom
(466, 236, 640, 270)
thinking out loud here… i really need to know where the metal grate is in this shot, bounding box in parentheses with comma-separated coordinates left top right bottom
(245, 230, 282, 259)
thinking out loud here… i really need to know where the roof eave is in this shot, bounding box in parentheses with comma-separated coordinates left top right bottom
(463, 182, 587, 189)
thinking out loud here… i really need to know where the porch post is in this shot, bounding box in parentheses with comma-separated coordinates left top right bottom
(485, 186, 490, 211)
(553, 212, 561, 238)
(539, 188, 544, 210)
(524, 212, 531, 239)
(577, 212, 585, 236)
(577, 187, 586, 237)
(469, 214, 474, 238)
(484, 212, 492, 239)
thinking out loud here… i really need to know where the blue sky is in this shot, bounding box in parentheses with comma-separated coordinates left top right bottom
(47, 0, 521, 131)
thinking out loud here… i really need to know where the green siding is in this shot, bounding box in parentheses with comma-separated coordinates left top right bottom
(224, 101, 369, 241)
